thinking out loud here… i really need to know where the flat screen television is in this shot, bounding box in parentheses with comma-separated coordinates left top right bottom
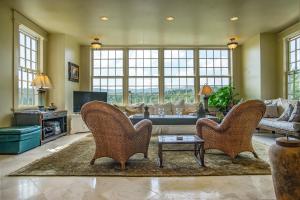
(73, 91, 107, 113)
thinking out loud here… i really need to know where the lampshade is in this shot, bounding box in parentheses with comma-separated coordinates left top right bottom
(199, 84, 213, 96)
(31, 73, 52, 89)
(227, 38, 238, 49)
(91, 38, 102, 49)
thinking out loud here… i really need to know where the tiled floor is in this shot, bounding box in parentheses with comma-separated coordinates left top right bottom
(0, 133, 277, 200)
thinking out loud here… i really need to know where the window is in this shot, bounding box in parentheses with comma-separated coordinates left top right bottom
(164, 50, 195, 103)
(199, 49, 230, 91)
(18, 29, 39, 106)
(92, 50, 123, 104)
(91, 48, 233, 105)
(288, 36, 300, 100)
(128, 50, 159, 104)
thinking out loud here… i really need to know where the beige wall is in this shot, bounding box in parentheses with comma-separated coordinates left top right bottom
(241, 34, 261, 99)
(65, 36, 80, 112)
(231, 46, 242, 96)
(0, 3, 13, 126)
(240, 33, 277, 100)
(79, 45, 91, 91)
(47, 34, 80, 113)
(47, 34, 66, 110)
(260, 33, 277, 99)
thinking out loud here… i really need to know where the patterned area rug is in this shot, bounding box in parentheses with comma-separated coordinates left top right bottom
(10, 136, 271, 176)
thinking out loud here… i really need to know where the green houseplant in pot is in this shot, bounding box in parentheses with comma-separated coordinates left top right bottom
(208, 86, 240, 114)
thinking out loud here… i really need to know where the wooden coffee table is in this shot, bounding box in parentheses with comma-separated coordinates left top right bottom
(157, 134, 205, 168)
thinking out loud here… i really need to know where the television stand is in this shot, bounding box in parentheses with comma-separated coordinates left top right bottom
(14, 110, 68, 144)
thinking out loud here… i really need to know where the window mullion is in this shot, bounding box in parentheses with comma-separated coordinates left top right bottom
(159, 48, 164, 104)
(194, 48, 199, 103)
(123, 48, 129, 105)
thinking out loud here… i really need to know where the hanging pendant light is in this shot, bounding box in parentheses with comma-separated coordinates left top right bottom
(91, 38, 102, 49)
(227, 38, 238, 49)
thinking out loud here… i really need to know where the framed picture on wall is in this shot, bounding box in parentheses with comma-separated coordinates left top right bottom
(68, 62, 79, 82)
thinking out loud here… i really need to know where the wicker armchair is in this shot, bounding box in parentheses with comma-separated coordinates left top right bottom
(81, 101, 152, 170)
(196, 100, 266, 159)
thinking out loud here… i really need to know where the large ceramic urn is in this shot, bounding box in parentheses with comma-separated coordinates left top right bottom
(269, 137, 300, 200)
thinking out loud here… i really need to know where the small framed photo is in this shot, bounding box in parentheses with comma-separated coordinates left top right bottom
(68, 62, 79, 82)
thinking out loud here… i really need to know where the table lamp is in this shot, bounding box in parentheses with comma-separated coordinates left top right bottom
(199, 84, 213, 112)
(31, 73, 52, 110)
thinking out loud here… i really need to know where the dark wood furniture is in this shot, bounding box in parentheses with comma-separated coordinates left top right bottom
(129, 114, 218, 125)
(158, 134, 205, 168)
(14, 110, 68, 144)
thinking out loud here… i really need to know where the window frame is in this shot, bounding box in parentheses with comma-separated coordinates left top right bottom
(16, 25, 42, 108)
(163, 48, 196, 103)
(90, 47, 232, 105)
(287, 35, 300, 100)
(198, 48, 231, 91)
(128, 49, 160, 104)
(91, 48, 124, 105)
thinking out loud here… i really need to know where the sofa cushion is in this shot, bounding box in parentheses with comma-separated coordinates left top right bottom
(277, 98, 298, 114)
(125, 103, 144, 116)
(149, 103, 173, 115)
(113, 104, 126, 112)
(259, 118, 300, 132)
(172, 99, 185, 114)
(184, 103, 199, 114)
(289, 101, 300, 122)
(277, 104, 294, 121)
(264, 99, 274, 105)
(264, 104, 279, 118)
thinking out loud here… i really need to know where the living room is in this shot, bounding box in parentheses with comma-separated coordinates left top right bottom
(0, 0, 299, 199)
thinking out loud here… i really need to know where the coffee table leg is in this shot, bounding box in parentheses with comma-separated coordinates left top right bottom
(194, 143, 197, 157)
(200, 143, 205, 167)
(158, 143, 163, 168)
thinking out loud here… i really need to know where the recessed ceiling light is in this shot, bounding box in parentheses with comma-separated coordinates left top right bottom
(230, 16, 239, 21)
(166, 16, 175, 21)
(100, 16, 109, 21)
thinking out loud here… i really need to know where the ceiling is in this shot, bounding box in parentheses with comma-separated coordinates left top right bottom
(3, 0, 300, 46)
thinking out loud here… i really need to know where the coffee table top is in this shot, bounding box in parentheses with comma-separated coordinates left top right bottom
(158, 134, 204, 144)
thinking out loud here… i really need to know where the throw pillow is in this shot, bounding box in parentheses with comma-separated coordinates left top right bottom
(183, 103, 199, 115)
(125, 103, 144, 116)
(277, 104, 294, 121)
(152, 103, 173, 115)
(263, 104, 278, 118)
(113, 104, 126, 112)
(289, 101, 300, 122)
(172, 99, 185, 114)
(264, 100, 273, 105)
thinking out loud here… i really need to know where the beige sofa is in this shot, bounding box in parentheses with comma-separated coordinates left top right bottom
(258, 98, 300, 137)
(70, 101, 199, 135)
(118, 101, 199, 135)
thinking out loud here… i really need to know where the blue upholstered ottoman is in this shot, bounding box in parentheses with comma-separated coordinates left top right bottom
(0, 125, 41, 154)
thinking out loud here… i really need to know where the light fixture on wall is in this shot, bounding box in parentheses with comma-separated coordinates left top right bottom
(91, 38, 102, 49)
(227, 38, 238, 49)
(165, 16, 175, 21)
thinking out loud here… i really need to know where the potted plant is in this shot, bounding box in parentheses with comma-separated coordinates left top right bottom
(208, 86, 240, 114)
